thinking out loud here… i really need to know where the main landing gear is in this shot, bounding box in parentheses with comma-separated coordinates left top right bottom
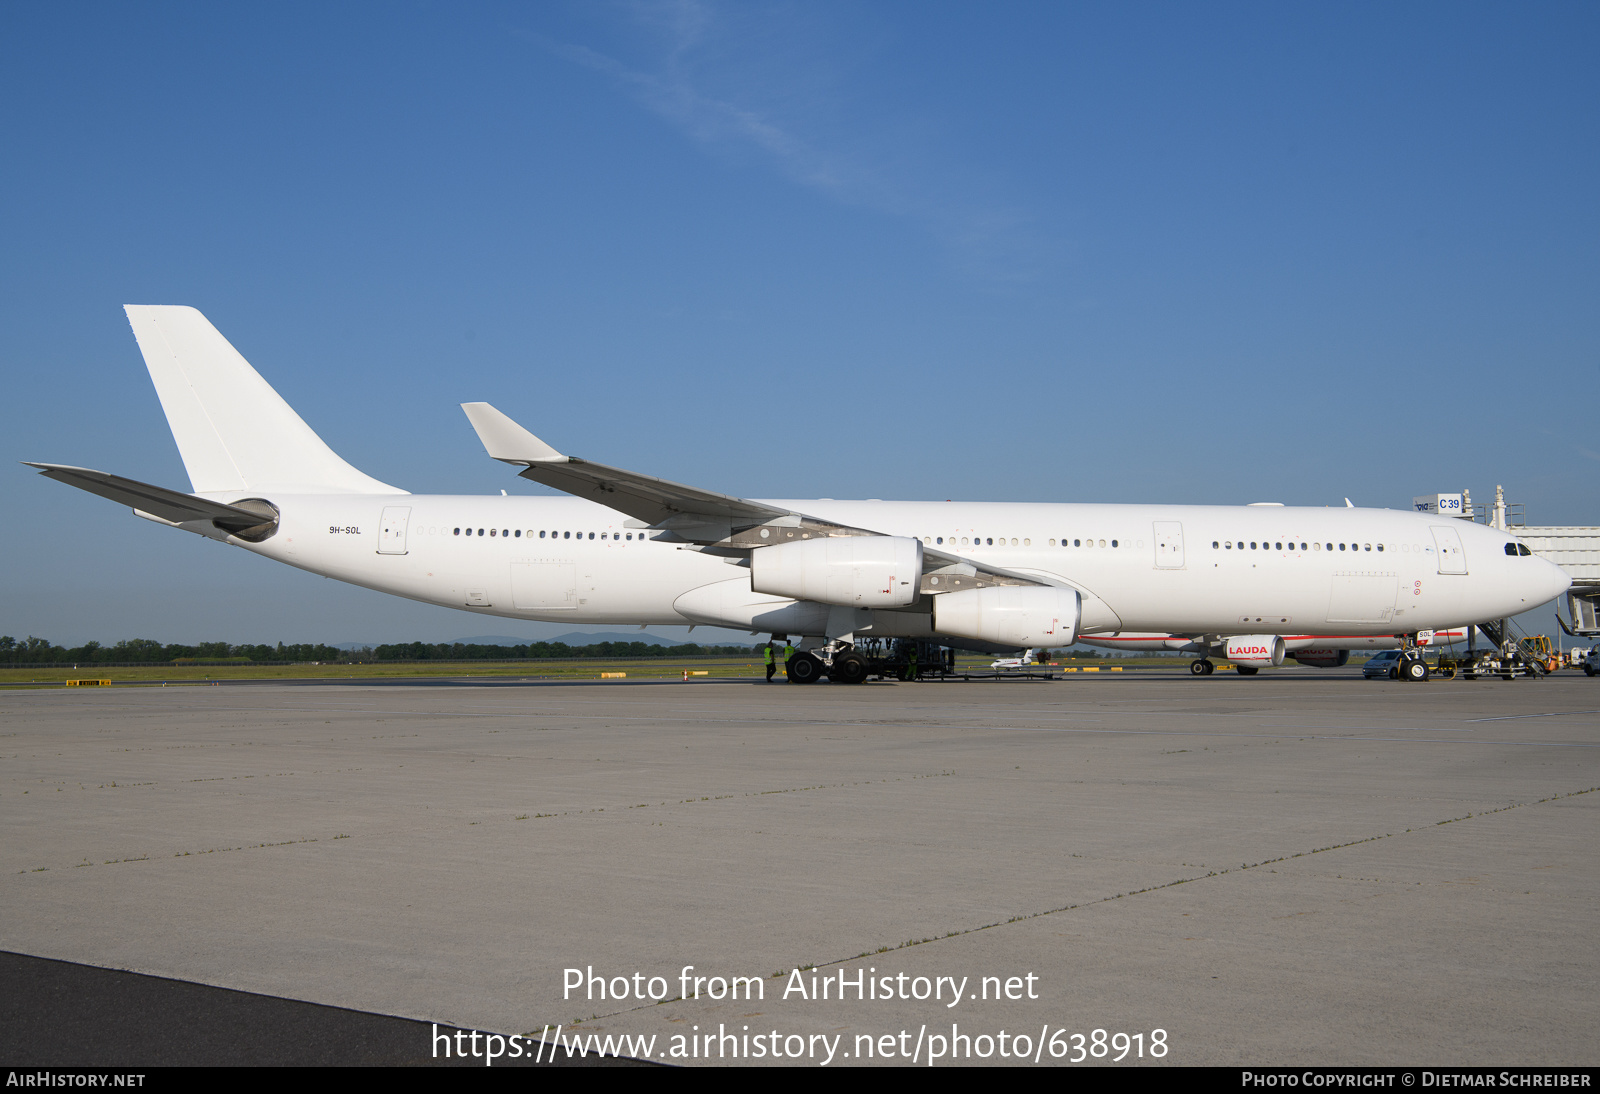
(830, 651, 870, 685)
(786, 649, 868, 685)
(786, 652, 824, 684)
(1189, 659, 1214, 676)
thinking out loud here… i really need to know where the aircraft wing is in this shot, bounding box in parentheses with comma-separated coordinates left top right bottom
(461, 402, 791, 536)
(24, 462, 274, 529)
(460, 403, 1046, 590)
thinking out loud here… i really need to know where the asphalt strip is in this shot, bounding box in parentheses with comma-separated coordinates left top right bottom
(0, 951, 653, 1067)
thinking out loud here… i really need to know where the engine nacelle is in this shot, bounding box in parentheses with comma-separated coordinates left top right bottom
(1225, 635, 1286, 667)
(1289, 648, 1350, 669)
(750, 535, 922, 608)
(932, 586, 1080, 648)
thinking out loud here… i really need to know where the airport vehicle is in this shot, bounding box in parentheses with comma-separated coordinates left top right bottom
(26, 307, 1571, 683)
(1363, 651, 1404, 679)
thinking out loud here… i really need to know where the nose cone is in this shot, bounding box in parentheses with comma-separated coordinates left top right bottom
(1523, 557, 1572, 607)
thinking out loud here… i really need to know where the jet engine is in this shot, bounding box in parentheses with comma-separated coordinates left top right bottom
(1288, 649, 1350, 669)
(932, 585, 1080, 648)
(750, 535, 922, 608)
(1225, 635, 1286, 667)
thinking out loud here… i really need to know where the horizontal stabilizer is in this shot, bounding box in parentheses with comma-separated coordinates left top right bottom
(24, 462, 275, 532)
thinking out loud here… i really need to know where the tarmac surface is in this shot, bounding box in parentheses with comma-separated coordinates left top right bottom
(2, 669, 1596, 1066)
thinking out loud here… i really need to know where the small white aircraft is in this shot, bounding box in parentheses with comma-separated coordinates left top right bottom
(27, 307, 1570, 683)
(992, 648, 1047, 669)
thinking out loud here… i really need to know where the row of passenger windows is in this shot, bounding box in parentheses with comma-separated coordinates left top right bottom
(918, 536, 1124, 548)
(452, 528, 647, 541)
(1209, 540, 1440, 553)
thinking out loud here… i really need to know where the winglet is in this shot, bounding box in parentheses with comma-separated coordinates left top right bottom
(460, 403, 566, 464)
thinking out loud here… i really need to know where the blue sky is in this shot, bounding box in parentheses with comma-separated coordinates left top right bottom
(3, 1, 1596, 646)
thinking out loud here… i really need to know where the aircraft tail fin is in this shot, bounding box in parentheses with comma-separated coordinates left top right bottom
(123, 305, 404, 496)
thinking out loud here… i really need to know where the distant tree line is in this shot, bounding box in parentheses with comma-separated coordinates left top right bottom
(370, 640, 749, 660)
(0, 635, 750, 665)
(0, 636, 355, 665)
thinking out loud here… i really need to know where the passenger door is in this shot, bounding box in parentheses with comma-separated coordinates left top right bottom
(1430, 525, 1468, 574)
(1153, 521, 1185, 568)
(377, 506, 411, 555)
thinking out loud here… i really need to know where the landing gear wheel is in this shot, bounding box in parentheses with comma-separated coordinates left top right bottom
(831, 652, 869, 685)
(1586, 665, 1596, 677)
(1402, 658, 1429, 682)
(1189, 659, 1209, 676)
(1236, 665, 1260, 676)
(787, 653, 823, 684)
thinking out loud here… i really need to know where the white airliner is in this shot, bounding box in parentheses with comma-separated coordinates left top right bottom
(27, 307, 1570, 683)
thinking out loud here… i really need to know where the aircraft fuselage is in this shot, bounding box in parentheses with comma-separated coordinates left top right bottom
(175, 493, 1567, 640)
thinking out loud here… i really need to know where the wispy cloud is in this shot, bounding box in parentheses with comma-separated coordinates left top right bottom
(533, 0, 1041, 279)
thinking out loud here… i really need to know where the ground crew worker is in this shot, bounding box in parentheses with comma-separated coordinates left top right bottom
(763, 641, 776, 682)
(908, 643, 918, 681)
(782, 639, 796, 677)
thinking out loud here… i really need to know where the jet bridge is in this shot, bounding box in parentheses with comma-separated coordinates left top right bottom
(1516, 525, 1600, 637)
(1422, 486, 1600, 639)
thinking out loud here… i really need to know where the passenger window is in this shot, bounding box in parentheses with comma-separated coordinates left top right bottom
(1274, 542, 1282, 550)
(1099, 539, 1107, 548)
(539, 531, 546, 538)
(1074, 539, 1081, 547)
(1023, 538, 1030, 546)
(937, 537, 944, 544)
(453, 527, 460, 536)
(1225, 541, 1232, 549)
(1110, 539, 1117, 547)
(1339, 543, 1346, 551)
(489, 529, 497, 536)
(564, 531, 570, 539)
(1363, 544, 1370, 551)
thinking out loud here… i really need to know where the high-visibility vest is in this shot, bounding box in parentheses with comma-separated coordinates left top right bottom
(783, 645, 795, 660)
(763, 647, 774, 664)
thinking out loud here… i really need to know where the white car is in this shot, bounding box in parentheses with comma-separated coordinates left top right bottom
(1362, 651, 1403, 679)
